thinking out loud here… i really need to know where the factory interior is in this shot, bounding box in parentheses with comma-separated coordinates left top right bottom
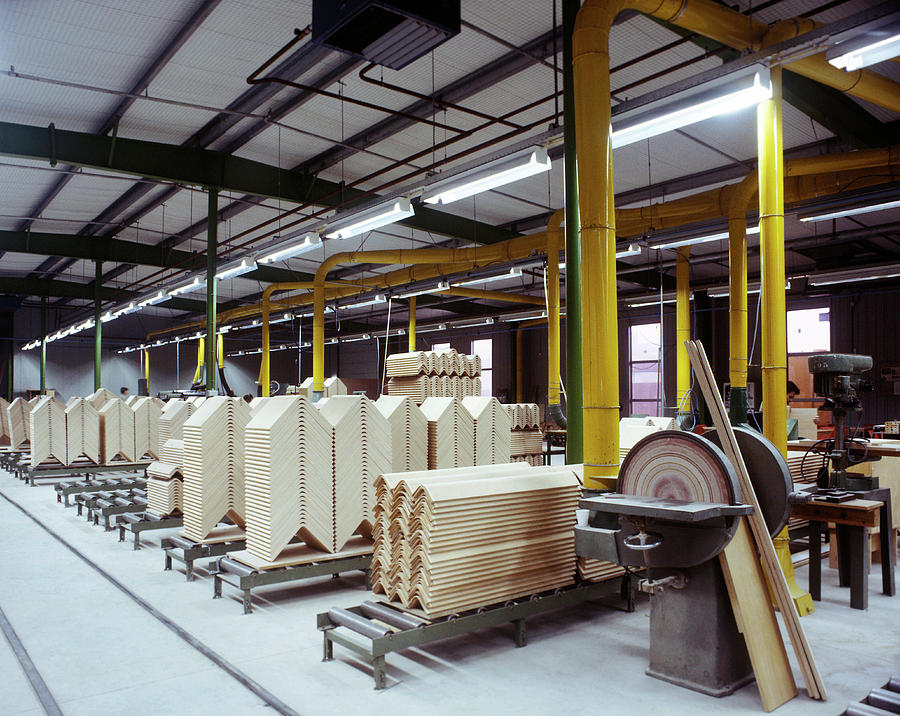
(1, 1, 900, 714)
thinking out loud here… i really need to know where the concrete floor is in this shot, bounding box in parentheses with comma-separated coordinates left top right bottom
(1, 468, 898, 716)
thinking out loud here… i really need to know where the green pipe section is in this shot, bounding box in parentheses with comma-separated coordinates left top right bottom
(40, 296, 46, 394)
(563, 0, 583, 464)
(205, 188, 218, 393)
(94, 259, 102, 391)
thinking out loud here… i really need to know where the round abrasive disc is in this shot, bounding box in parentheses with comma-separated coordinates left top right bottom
(619, 430, 739, 504)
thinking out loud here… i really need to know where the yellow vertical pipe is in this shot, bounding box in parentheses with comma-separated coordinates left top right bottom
(516, 329, 524, 403)
(144, 348, 150, 390)
(573, 2, 619, 488)
(217, 333, 224, 369)
(193, 337, 205, 385)
(261, 289, 271, 397)
(676, 247, 691, 415)
(758, 66, 814, 616)
(408, 297, 416, 352)
(313, 280, 326, 396)
(728, 217, 748, 389)
(547, 219, 562, 413)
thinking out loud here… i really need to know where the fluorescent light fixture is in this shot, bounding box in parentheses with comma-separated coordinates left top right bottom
(342, 333, 372, 343)
(138, 290, 168, 308)
(422, 147, 551, 205)
(707, 280, 791, 298)
(341, 294, 387, 310)
(809, 266, 900, 287)
(652, 225, 760, 250)
(827, 20, 900, 71)
(452, 268, 522, 288)
(258, 233, 322, 264)
(101, 311, 115, 323)
(324, 198, 414, 239)
(454, 317, 496, 329)
(616, 243, 641, 259)
(216, 257, 257, 281)
(299, 306, 335, 318)
(395, 281, 450, 299)
(504, 311, 548, 322)
(798, 198, 900, 223)
(170, 277, 206, 296)
(114, 302, 139, 317)
(397, 328, 406, 335)
(417, 323, 448, 333)
(611, 66, 772, 149)
(327, 337, 338, 344)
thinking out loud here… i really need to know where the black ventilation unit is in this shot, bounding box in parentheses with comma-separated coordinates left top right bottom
(312, 0, 460, 70)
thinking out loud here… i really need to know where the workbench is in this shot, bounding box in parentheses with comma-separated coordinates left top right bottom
(793, 491, 895, 610)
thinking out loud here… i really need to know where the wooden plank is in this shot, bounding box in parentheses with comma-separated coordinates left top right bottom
(686, 340, 826, 701)
(719, 519, 797, 712)
(228, 536, 373, 570)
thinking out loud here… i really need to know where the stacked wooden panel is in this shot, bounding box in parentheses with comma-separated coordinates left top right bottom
(295, 376, 348, 401)
(243, 396, 333, 561)
(577, 557, 626, 582)
(147, 436, 186, 517)
(619, 417, 669, 463)
(7, 397, 31, 448)
(0, 397, 10, 447)
(29, 396, 67, 466)
(131, 396, 162, 459)
(420, 397, 475, 470)
(65, 398, 100, 465)
(317, 395, 392, 551)
(87, 388, 118, 411)
(461, 396, 511, 465)
(386, 350, 482, 404)
(125, 395, 139, 406)
(371, 464, 579, 618)
(374, 395, 428, 473)
(181, 397, 251, 541)
(159, 400, 192, 444)
(505, 403, 543, 464)
(98, 398, 136, 463)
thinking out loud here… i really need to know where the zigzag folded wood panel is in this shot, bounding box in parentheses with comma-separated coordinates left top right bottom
(29, 396, 67, 466)
(65, 398, 100, 465)
(8, 397, 31, 448)
(181, 397, 250, 541)
(99, 398, 136, 463)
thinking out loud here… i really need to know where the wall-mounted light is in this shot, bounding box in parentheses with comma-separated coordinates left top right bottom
(324, 198, 414, 239)
(422, 147, 551, 205)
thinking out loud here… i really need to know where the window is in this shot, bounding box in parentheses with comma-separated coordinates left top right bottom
(787, 307, 830, 354)
(629, 323, 660, 416)
(431, 342, 450, 352)
(471, 338, 493, 397)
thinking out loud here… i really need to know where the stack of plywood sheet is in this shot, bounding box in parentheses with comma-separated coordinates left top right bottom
(505, 403, 543, 465)
(386, 350, 481, 404)
(420, 397, 475, 470)
(0, 397, 10, 447)
(295, 376, 348, 401)
(371, 464, 579, 618)
(374, 395, 428, 473)
(125, 395, 139, 407)
(29, 396, 67, 466)
(243, 396, 333, 561)
(462, 396, 511, 465)
(131, 396, 162, 459)
(7, 397, 31, 449)
(317, 395, 392, 551)
(577, 557, 626, 583)
(147, 438, 186, 516)
(87, 388, 118, 411)
(64, 398, 100, 465)
(98, 398, 136, 463)
(159, 400, 192, 444)
(181, 397, 251, 541)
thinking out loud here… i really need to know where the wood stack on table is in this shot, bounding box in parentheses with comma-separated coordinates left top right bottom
(159, 400, 193, 444)
(98, 398, 136, 463)
(420, 397, 475, 470)
(461, 396, 511, 465)
(317, 395, 392, 550)
(370, 464, 580, 618)
(0, 397, 11, 446)
(7, 397, 32, 449)
(64, 398, 100, 465)
(147, 438, 185, 516)
(181, 397, 251, 542)
(131, 396, 161, 460)
(29, 395, 67, 466)
(386, 350, 482, 404)
(294, 376, 347, 401)
(374, 395, 428, 473)
(87, 388, 118, 411)
(243, 396, 333, 561)
(505, 403, 543, 466)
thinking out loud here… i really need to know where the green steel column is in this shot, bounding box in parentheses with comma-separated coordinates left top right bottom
(40, 296, 47, 394)
(563, 0, 583, 464)
(205, 188, 218, 393)
(94, 259, 102, 391)
(8, 339, 13, 400)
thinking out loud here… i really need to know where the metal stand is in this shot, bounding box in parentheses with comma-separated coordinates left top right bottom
(21, 460, 150, 486)
(318, 577, 632, 689)
(212, 554, 372, 615)
(0, 449, 26, 472)
(117, 511, 183, 550)
(163, 535, 246, 581)
(56, 477, 147, 507)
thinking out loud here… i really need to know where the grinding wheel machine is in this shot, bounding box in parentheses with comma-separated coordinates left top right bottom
(576, 428, 793, 698)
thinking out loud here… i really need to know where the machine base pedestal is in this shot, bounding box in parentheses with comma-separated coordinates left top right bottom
(647, 560, 753, 697)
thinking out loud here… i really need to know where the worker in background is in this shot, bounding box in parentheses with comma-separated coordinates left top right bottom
(787, 380, 800, 405)
(120, 386, 129, 398)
